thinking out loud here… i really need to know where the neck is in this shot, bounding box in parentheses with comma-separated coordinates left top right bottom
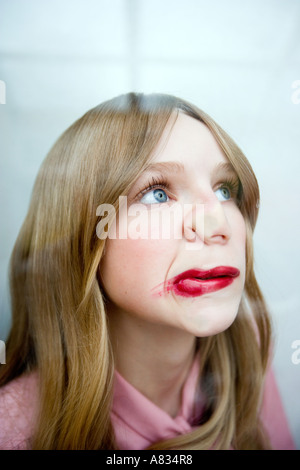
(108, 307, 197, 417)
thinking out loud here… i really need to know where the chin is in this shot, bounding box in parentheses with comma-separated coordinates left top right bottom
(184, 307, 239, 338)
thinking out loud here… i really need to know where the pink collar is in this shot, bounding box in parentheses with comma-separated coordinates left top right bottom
(111, 353, 204, 450)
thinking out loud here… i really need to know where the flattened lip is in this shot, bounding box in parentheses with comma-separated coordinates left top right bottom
(172, 266, 240, 284)
(150, 266, 240, 298)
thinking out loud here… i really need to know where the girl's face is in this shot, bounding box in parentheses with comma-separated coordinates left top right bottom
(100, 113, 246, 337)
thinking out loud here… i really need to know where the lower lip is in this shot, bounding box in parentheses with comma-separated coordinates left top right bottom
(173, 276, 236, 297)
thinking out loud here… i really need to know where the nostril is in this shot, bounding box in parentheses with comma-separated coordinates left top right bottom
(212, 234, 228, 244)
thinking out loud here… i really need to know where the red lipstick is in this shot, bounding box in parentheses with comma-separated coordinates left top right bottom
(171, 266, 240, 297)
(149, 266, 240, 298)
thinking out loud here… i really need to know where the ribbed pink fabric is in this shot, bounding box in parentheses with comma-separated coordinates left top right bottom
(0, 371, 39, 449)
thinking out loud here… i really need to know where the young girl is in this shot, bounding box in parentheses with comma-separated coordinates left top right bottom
(0, 93, 295, 450)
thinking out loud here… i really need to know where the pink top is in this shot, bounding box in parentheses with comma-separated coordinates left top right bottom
(0, 357, 296, 450)
(111, 354, 296, 450)
(111, 353, 205, 450)
(0, 371, 39, 450)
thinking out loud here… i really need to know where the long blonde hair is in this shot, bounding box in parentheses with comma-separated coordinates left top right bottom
(0, 93, 272, 449)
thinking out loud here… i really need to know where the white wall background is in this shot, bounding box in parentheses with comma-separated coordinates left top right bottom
(0, 0, 299, 448)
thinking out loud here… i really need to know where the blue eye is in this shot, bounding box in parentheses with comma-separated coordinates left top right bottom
(140, 188, 169, 204)
(215, 186, 231, 201)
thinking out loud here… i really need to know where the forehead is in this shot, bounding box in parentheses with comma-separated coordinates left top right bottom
(150, 112, 228, 173)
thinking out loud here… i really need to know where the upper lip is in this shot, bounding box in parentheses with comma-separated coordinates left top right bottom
(172, 266, 240, 283)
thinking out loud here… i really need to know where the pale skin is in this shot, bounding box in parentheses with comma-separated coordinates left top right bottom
(100, 113, 246, 418)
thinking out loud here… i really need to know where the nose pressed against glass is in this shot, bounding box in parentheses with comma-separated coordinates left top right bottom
(100, 113, 246, 339)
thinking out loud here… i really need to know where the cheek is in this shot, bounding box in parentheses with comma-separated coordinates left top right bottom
(238, 214, 247, 259)
(229, 207, 247, 252)
(232, 210, 247, 288)
(99, 237, 176, 306)
(225, 206, 247, 287)
(100, 206, 180, 298)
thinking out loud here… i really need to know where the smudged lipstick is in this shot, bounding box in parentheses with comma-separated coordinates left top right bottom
(152, 266, 240, 297)
(172, 266, 240, 297)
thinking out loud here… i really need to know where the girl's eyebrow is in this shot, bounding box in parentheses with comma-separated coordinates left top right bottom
(143, 161, 185, 174)
(143, 161, 237, 177)
(214, 162, 238, 178)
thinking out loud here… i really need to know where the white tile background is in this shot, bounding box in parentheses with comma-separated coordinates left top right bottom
(0, 0, 299, 448)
